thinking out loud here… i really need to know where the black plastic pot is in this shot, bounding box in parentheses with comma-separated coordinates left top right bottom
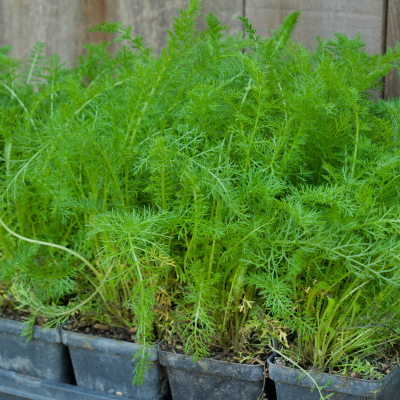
(0, 317, 73, 383)
(0, 368, 134, 400)
(159, 349, 276, 400)
(268, 354, 400, 399)
(61, 328, 170, 400)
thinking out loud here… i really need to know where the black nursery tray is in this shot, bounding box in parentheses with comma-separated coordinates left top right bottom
(0, 368, 139, 400)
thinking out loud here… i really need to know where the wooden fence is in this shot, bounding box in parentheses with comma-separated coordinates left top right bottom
(0, 0, 399, 98)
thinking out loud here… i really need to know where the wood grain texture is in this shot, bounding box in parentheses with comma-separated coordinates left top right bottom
(0, 0, 244, 67)
(111, 0, 189, 52)
(198, 0, 244, 35)
(1, 0, 396, 96)
(0, 0, 113, 67)
(246, 0, 387, 55)
(385, 0, 400, 99)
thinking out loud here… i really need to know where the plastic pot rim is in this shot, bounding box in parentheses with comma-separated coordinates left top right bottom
(61, 326, 159, 360)
(0, 316, 62, 343)
(159, 347, 266, 381)
(268, 353, 400, 397)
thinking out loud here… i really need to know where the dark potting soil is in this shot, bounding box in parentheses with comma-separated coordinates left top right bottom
(160, 337, 270, 366)
(0, 305, 29, 322)
(0, 294, 137, 343)
(0, 304, 50, 326)
(62, 314, 137, 343)
(0, 284, 51, 326)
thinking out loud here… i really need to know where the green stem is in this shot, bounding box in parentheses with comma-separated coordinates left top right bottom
(74, 77, 134, 116)
(0, 215, 100, 280)
(244, 91, 261, 173)
(5, 140, 12, 178)
(280, 123, 303, 174)
(0, 82, 35, 128)
(221, 264, 240, 338)
(161, 167, 167, 209)
(124, 63, 171, 206)
(22, 261, 115, 318)
(351, 111, 359, 180)
(207, 239, 216, 282)
(271, 347, 330, 400)
(15, 202, 36, 237)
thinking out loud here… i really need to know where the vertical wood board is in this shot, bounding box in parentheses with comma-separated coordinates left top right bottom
(0, 0, 110, 67)
(110, 0, 190, 53)
(0, 0, 398, 96)
(198, 0, 244, 34)
(0, 0, 243, 67)
(113, 0, 244, 50)
(246, 0, 387, 55)
(385, 0, 400, 98)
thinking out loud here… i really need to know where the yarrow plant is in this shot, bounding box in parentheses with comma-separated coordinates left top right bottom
(1, 0, 400, 389)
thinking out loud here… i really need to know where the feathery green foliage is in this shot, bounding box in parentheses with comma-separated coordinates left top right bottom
(1, 1, 400, 387)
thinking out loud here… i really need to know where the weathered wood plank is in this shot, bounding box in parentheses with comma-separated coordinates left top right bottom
(198, 0, 244, 35)
(245, 0, 386, 55)
(111, 0, 189, 52)
(0, 0, 112, 66)
(0, 0, 244, 67)
(96, 0, 244, 53)
(385, 0, 400, 99)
